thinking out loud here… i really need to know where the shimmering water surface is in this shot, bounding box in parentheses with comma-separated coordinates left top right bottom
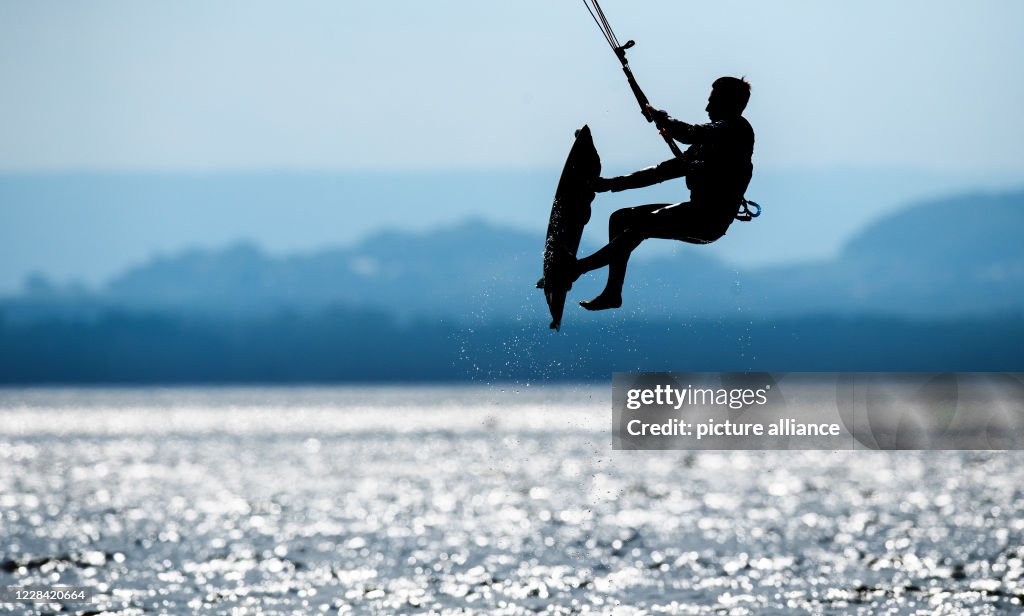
(1, 387, 1022, 615)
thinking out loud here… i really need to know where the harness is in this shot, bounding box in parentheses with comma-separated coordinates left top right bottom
(581, 0, 762, 222)
(736, 199, 761, 221)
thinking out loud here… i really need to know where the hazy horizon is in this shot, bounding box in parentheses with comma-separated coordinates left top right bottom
(2, 167, 1022, 294)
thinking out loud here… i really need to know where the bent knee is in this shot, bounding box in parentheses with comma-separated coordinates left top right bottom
(611, 227, 646, 251)
(609, 208, 634, 229)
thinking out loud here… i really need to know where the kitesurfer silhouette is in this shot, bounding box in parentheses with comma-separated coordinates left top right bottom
(572, 76, 754, 310)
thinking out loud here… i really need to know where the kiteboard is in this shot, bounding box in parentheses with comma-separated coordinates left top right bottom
(537, 125, 601, 330)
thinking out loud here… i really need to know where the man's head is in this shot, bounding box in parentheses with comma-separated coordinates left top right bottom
(706, 76, 750, 121)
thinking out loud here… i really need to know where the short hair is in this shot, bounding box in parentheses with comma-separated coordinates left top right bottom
(712, 76, 751, 112)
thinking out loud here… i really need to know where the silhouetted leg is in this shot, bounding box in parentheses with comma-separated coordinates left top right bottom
(579, 228, 646, 310)
(577, 202, 719, 310)
(576, 204, 664, 277)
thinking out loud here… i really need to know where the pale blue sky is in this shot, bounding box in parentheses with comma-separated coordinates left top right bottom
(2, 1, 1023, 172)
(1, 1, 1024, 291)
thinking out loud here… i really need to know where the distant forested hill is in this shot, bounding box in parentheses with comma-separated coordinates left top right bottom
(2, 190, 1022, 382)
(8, 189, 1021, 321)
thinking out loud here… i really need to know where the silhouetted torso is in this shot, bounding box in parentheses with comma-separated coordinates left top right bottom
(675, 116, 754, 205)
(601, 114, 754, 235)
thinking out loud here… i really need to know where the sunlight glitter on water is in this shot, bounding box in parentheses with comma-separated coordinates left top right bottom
(1, 387, 1022, 614)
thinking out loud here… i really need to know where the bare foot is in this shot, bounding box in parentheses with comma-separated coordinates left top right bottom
(579, 293, 622, 311)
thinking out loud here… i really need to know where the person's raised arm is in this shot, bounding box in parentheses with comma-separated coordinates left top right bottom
(645, 104, 722, 145)
(663, 119, 722, 145)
